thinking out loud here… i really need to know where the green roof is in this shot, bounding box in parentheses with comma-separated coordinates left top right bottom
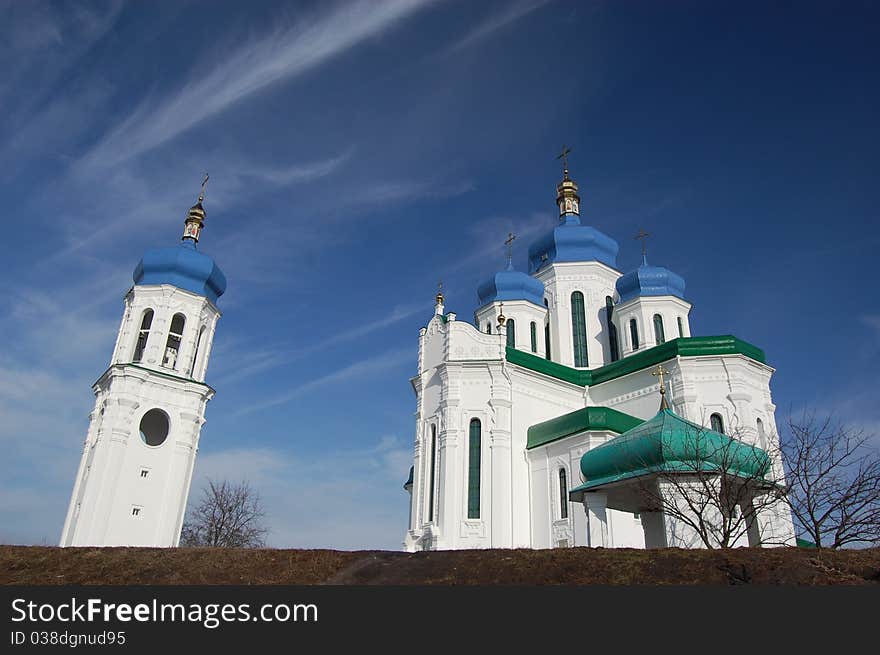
(570, 409, 771, 495)
(506, 335, 766, 388)
(527, 406, 643, 449)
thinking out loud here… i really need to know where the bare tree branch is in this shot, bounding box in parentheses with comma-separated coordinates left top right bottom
(180, 479, 268, 548)
(780, 411, 880, 549)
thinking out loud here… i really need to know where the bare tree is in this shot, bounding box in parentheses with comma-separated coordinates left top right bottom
(780, 412, 880, 549)
(626, 423, 789, 549)
(180, 479, 268, 548)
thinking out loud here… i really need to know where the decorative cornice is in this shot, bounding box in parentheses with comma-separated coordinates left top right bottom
(506, 335, 767, 389)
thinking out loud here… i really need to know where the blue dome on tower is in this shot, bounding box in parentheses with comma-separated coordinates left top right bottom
(615, 263, 685, 303)
(134, 241, 226, 304)
(527, 161, 619, 273)
(476, 263, 545, 310)
(132, 187, 226, 305)
(527, 219, 619, 274)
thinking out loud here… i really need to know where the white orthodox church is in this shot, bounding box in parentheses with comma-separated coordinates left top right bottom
(60, 186, 225, 547)
(402, 159, 796, 551)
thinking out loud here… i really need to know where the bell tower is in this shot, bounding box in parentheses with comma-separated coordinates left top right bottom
(60, 180, 227, 547)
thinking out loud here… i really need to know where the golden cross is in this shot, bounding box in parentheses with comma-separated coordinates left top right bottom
(652, 364, 670, 410)
(198, 173, 209, 202)
(634, 228, 650, 258)
(556, 145, 572, 172)
(504, 232, 517, 265)
(436, 279, 444, 304)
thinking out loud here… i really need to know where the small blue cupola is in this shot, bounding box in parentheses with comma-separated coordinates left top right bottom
(615, 263, 686, 304)
(132, 181, 227, 304)
(476, 261, 545, 311)
(527, 162, 619, 273)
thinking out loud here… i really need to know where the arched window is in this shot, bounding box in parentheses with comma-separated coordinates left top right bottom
(506, 318, 516, 348)
(756, 418, 766, 449)
(571, 291, 588, 367)
(559, 468, 569, 519)
(629, 319, 640, 351)
(605, 296, 619, 362)
(530, 322, 537, 353)
(710, 413, 725, 434)
(428, 425, 437, 523)
(163, 313, 186, 369)
(467, 419, 481, 519)
(189, 326, 207, 377)
(653, 314, 666, 345)
(485, 322, 492, 334)
(132, 309, 154, 363)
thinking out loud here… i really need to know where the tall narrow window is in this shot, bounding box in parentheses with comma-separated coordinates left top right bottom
(630, 319, 640, 351)
(544, 323, 552, 360)
(428, 425, 437, 523)
(189, 326, 206, 377)
(653, 314, 666, 345)
(571, 291, 588, 367)
(558, 468, 569, 519)
(530, 322, 537, 353)
(485, 322, 491, 334)
(605, 296, 619, 362)
(506, 318, 516, 348)
(163, 313, 186, 369)
(677, 316, 685, 338)
(710, 413, 725, 434)
(132, 309, 154, 363)
(756, 418, 766, 449)
(467, 419, 481, 519)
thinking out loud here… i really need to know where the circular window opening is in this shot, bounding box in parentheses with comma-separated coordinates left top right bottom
(139, 409, 169, 447)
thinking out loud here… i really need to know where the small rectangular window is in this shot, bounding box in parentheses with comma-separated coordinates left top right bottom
(131, 506, 142, 517)
(139, 468, 149, 479)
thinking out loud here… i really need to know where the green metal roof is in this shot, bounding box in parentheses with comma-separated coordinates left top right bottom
(527, 406, 643, 450)
(570, 409, 771, 494)
(506, 335, 767, 388)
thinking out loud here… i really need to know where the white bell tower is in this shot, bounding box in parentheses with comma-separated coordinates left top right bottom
(60, 179, 227, 547)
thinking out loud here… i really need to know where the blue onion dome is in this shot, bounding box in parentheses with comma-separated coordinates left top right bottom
(615, 263, 685, 303)
(476, 262, 545, 310)
(132, 187, 226, 304)
(527, 166, 619, 273)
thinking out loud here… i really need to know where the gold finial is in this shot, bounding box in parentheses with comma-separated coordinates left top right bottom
(504, 232, 517, 268)
(652, 364, 670, 411)
(436, 279, 444, 305)
(183, 174, 209, 243)
(555, 146, 580, 220)
(497, 302, 506, 327)
(634, 228, 650, 265)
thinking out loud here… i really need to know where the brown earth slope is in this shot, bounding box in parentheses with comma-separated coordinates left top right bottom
(2, 546, 879, 585)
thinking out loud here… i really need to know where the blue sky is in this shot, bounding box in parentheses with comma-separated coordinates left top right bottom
(1, 0, 878, 549)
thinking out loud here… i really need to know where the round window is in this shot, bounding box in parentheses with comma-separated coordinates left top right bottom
(139, 409, 169, 446)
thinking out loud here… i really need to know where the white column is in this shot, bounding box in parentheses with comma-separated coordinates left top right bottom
(583, 491, 610, 547)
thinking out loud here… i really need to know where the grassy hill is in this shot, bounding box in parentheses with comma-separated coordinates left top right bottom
(2, 546, 880, 585)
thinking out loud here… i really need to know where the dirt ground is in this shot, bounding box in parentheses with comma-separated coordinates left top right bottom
(2, 545, 879, 585)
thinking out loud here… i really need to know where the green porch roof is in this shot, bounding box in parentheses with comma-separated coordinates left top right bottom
(506, 335, 766, 389)
(570, 409, 771, 495)
(527, 406, 643, 449)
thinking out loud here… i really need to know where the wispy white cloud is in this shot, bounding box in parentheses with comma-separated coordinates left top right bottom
(212, 301, 425, 385)
(443, 0, 553, 55)
(233, 347, 414, 416)
(79, 0, 434, 170)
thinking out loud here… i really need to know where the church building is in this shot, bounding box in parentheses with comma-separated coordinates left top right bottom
(403, 156, 796, 550)
(60, 183, 225, 547)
